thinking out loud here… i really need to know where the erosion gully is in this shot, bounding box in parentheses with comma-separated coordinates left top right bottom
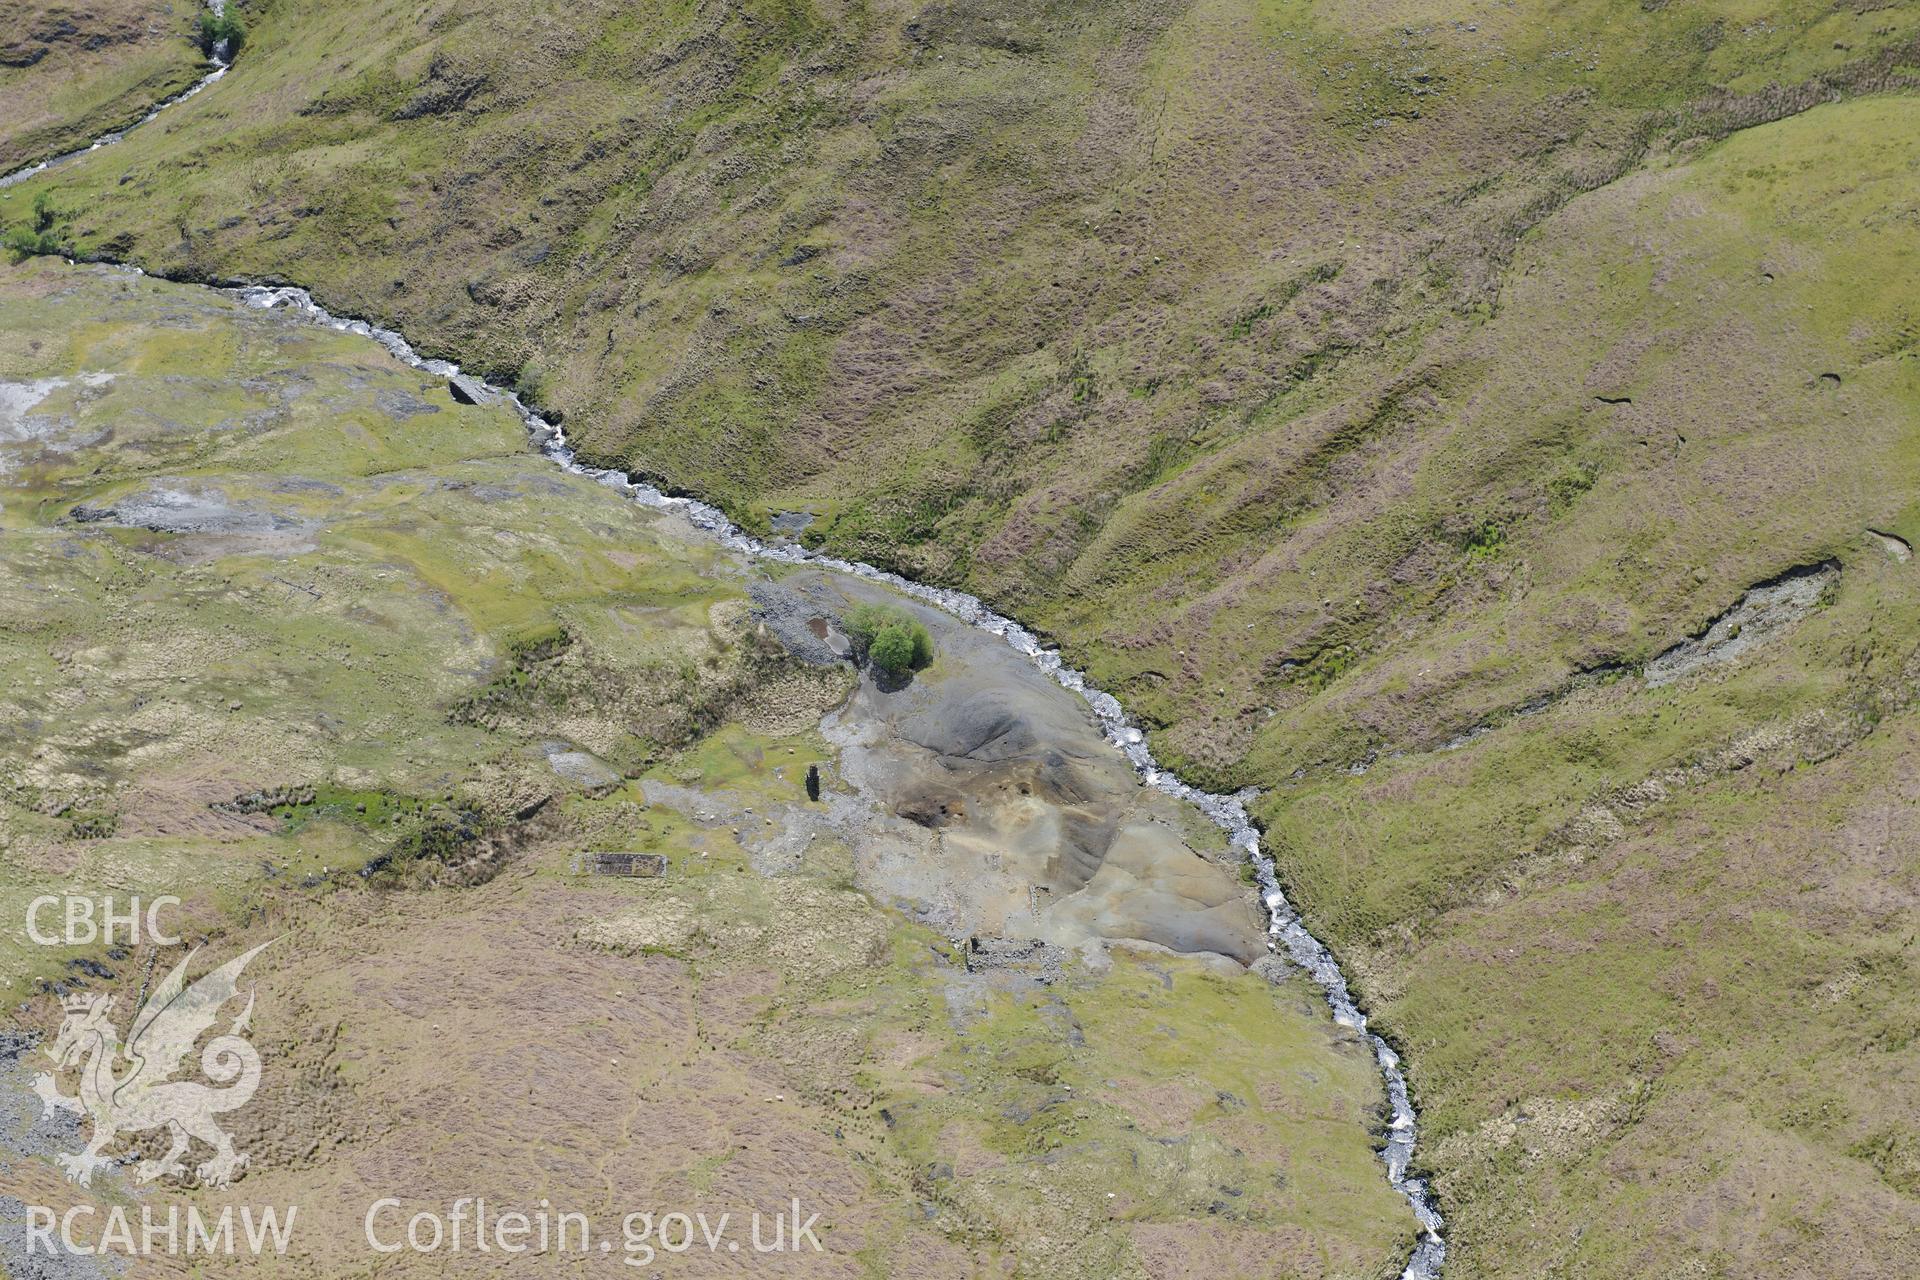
(3, 37, 1447, 1274)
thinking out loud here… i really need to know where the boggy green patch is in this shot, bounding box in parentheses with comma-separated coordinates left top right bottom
(220, 781, 422, 831)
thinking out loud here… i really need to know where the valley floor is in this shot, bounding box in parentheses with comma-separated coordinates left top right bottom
(0, 260, 1414, 1278)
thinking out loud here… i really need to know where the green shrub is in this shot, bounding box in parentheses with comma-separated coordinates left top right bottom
(843, 603, 934, 673)
(1463, 519, 1506, 561)
(2, 228, 60, 260)
(3, 191, 64, 260)
(868, 625, 916, 675)
(197, 11, 245, 57)
(514, 361, 546, 404)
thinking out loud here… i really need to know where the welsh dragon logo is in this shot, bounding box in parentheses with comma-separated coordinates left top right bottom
(32, 941, 273, 1188)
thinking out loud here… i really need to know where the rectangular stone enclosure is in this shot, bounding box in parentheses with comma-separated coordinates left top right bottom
(577, 852, 670, 878)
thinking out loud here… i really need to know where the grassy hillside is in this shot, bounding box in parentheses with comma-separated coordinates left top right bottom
(0, 0, 206, 173)
(1264, 99, 1920, 1274)
(4, 0, 1919, 1273)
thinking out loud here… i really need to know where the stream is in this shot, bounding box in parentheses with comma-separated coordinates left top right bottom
(230, 281, 1449, 1280)
(0, 8, 229, 191)
(5, 39, 1446, 1276)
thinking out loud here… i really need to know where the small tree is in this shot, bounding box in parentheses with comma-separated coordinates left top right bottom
(843, 603, 934, 673)
(868, 624, 916, 676)
(841, 603, 890, 648)
(2, 192, 62, 260)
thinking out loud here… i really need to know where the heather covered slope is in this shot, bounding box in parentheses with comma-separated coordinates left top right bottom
(1263, 102, 1920, 1274)
(5, 0, 1920, 1274)
(12, 0, 1917, 537)
(0, 0, 204, 173)
(9, 0, 1918, 777)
